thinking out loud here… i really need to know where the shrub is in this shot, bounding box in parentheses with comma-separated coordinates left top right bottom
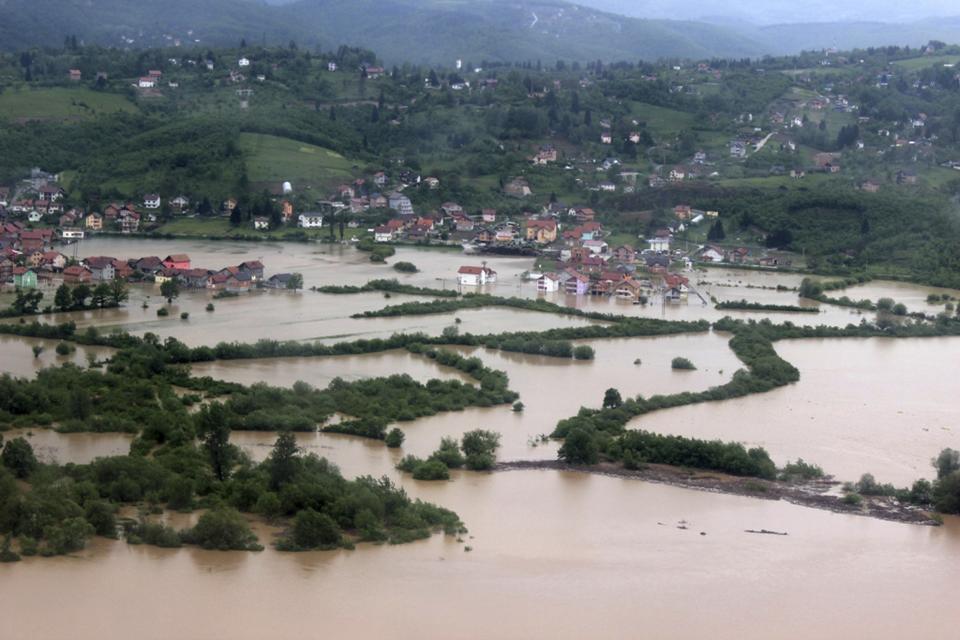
(573, 345, 595, 360)
(157, 308, 169, 317)
(206, 303, 215, 312)
(393, 261, 418, 273)
(558, 428, 600, 465)
(842, 492, 863, 506)
(779, 459, 825, 481)
(462, 430, 500, 470)
(180, 312, 190, 320)
(181, 507, 262, 551)
(429, 437, 465, 469)
(55, 342, 75, 356)
(671, 357, 696, 370)
(512, 401, 524, 412)
(281, 508, 342, 550)
(385, 428, 405, 448)
(2, 437, 38, 479)
(412, 459, 450, 481)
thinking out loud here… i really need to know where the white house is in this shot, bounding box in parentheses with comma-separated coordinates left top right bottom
(374, 226, 394, 243)
(28, 210, 43, 223)
(537, 272, 561, 293)
(298, 213, 324, 228)
(238, 57, 251, 67)
(583, 239, 609, 255)
(648, 230, 672, 253)
(700, 246, 725, 262)
(327, 62, 338, 72)
(61, 228, 85, 240)
(138, 77, 156, 89)
(253, 217, 270, 230)
(457, 264, 497, 286)
(143, 194, 161, 209)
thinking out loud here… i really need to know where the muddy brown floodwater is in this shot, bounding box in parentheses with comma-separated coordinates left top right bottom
(3, 239, 960, 639)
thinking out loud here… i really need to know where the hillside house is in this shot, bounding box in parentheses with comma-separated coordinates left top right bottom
(143, 194, 161, 209)
(387, 192, 415, 216)
(730, 140, 747, 159)
(481, 209, 497, 223)
(503, 178, 532, 198)
(648, 229, 672, 253)
(254, 217, 270, 230)
(612, 245, 636, 264)
(138, 77, 156, 88)
(69, 69, 82, 81)
(374, 226, 395, 242)
(457, 264, 497, 286)
(525, 219, 558, 244)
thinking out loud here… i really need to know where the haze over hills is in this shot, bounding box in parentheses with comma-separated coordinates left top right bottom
(1, 0, 960, 63)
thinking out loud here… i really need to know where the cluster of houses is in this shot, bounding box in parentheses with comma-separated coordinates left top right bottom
(454, 208, 692, 303)
(3, 247, 294, 293)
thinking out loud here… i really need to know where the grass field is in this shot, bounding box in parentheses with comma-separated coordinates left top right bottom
(239, 132, 356, 193)
(892, 55, 960, 71)
(0, 87, 137, 122)
(629, 102, 697, 137)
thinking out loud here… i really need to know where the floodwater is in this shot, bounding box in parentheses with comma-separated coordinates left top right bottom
(4, 239, 960, 639)
(0, 334, 114, 379)
(2, 470, 960, 640)
(633, 336, 960, 486)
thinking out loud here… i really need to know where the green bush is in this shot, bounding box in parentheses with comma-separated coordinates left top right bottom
(55, 342, 75, 356)
(573, 345, 595, 360)
(180, 507, 262, 551)
(412, 459, 451, 481)
(157, 307, 169, 317)
(393, 261, 418, 273)
(385, 428, 405, 448)
(671, 357, 696, 370)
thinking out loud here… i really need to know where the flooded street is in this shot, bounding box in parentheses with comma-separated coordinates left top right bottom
(3, 238, 960, 639)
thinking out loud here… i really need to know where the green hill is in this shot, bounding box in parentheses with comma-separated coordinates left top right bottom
(0, 0, 765, 63)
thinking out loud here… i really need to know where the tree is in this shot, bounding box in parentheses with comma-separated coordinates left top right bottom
(1, 437, 38, 479)
(11, 289, 43, 314)
(91, 283, 111, 308)
(184, 507, 261, 550)
(933, 448, 960, 480)
(707, 220, 726, 241)
(54, 284, 72, 311)
(461, 430, 500, 470)
(195, 404, 236, 482)
(72, 284, 91, 308)
(290, 508, 341, 549)
(385, 428, 405, 448)
(266, 432, 300, 490)
(286, 273, 303, 291)
(160, 279, 180, 304)
(109, 279, 129, 306)
(603, 388, 623, 409)
(558, 428, 599, 465)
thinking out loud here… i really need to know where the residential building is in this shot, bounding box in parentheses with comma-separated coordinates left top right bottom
(254, 217, 270, 230)
(537, 272, 562, 293)
(143, 194, 161, 209)
(12, 267, 37, 289)
(525, 219, 558, 244)
(298, 213, 324, 228)
(648, 229, 672, 253)
(457, 264, 497, 286)
(162, 254, 191, 270)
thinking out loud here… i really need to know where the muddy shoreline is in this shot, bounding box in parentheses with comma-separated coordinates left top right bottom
(495, 460, 940, 526)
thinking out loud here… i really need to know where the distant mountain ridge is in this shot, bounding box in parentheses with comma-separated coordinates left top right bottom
(1, 0, 960, 63)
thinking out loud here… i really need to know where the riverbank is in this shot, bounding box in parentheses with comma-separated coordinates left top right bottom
(496, 460, 940, 526)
